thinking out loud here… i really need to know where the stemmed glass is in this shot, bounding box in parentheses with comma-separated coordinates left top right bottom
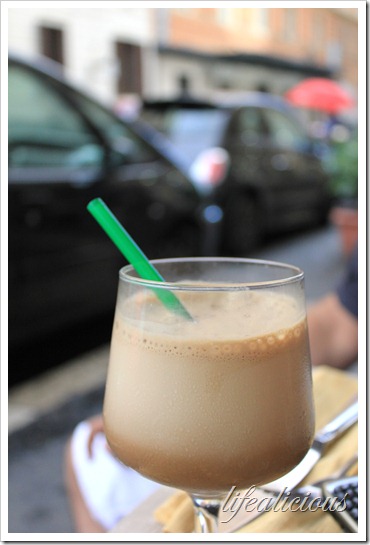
(103, 257, 315, 532)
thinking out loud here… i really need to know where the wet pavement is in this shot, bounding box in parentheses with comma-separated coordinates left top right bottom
(7, 225, 354, 534)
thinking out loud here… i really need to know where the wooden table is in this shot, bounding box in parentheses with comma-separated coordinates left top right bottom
(111, 366, 358, 534)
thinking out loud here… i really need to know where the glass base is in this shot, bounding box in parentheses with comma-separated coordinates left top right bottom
(191, 494, 225, 533)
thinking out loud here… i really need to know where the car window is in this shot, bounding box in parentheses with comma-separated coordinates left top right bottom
(142, 108, 229, 164)
(262, 108, 308, 151)
(8, 64, 103, 168)
(8, 63, 157, 171)
(233, 107, 268, 145)
(72, 93, 158, 164)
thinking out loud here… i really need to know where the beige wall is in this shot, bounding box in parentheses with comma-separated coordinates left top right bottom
(8, 7, 154, 103)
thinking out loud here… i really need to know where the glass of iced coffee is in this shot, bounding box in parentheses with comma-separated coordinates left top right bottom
(103, 257, 315, 532)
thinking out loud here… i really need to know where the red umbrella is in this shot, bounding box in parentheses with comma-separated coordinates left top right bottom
(285, 78, 355, 114)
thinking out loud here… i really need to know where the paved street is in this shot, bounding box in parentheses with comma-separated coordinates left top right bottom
(8, 224, 353, 534)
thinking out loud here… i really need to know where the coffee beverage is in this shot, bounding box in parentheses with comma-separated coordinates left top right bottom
(104, 288, 314, 494)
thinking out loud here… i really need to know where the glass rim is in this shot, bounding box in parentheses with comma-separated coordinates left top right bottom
(119, 257, 304, 291)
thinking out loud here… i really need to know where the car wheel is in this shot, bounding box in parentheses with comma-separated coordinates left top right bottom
(224, 192, 261, 256)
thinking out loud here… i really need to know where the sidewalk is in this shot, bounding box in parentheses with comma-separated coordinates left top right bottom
(9, 345, 109, 434)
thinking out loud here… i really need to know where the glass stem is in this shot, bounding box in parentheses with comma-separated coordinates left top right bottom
(191, 495, 223, 533)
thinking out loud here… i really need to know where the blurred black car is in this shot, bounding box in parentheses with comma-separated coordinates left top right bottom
(8, 54, 214, 380)
(140, 93, 332, 255)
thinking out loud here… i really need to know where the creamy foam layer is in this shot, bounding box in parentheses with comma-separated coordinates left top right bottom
(104, 288, 314, 493)
(118, 288, 304, 340)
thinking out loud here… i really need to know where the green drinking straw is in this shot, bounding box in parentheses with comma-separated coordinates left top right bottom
(87, 198, 193, 321)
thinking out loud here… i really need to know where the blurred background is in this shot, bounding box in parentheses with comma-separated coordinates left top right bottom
(7, 5, 359, 534)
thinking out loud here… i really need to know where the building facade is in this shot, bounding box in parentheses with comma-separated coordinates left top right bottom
(156, 7, 358, 99)
(8, 7, 156, 104)
(7, 6, 358, 108)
